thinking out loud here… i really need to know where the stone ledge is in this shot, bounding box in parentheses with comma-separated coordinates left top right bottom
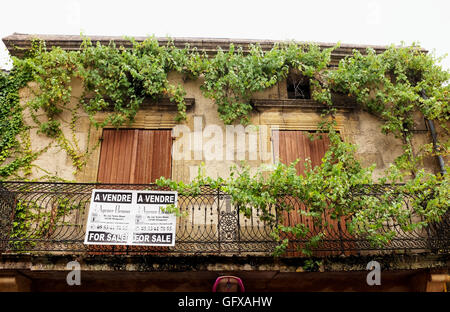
(251, 98, 356, 110)
(1, 253, 448, 273)
(95, 97, 195, 111)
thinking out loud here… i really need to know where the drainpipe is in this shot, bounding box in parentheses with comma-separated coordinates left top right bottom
(425, 118, 446, 175)
(421, 91, 447, 175)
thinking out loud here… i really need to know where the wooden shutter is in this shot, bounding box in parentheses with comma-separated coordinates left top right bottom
(275, 130, 355, 256)
(277, 131, 329, 174)
(97, 129, 172, 183)
(92, 129, 172, 255)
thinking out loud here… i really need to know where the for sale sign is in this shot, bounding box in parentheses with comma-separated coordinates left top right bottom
(84, 189, 177, 246)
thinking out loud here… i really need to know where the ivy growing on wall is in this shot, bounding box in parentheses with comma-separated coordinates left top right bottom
(9, 197, 86, 250)
(201, 43, 333, 124)
(156, 120, 449, 255)
(0, 59, 47, 179)
(0, 36, 449, 255)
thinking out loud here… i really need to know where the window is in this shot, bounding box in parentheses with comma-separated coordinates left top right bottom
(91, 129, 173, 254)
(272, 130, 355, 256)
(275, 130, 329, 172)
(286, 70, 311, 99)
(97, 129, 172, 183)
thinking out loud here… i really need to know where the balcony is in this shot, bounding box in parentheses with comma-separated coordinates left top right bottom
(0, 181, 448, 256)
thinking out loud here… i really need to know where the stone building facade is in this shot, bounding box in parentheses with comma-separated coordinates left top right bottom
(0, 34, 448, 292)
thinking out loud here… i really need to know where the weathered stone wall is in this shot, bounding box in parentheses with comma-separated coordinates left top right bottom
(15, 72, 446, 183)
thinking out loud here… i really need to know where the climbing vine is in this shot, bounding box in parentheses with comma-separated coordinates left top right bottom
(328, 43, 450, 176)
(0, 36, 449, 255)
(200, 43, 333, 124)
(0, 59, 47, 179)
(156, 121, 449, 255)
(9, 197, 86, 250)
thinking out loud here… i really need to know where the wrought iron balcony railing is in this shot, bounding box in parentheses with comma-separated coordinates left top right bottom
(0, 181, 448, 256)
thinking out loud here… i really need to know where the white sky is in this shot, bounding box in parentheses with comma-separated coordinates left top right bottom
(1, 0, 449, 71)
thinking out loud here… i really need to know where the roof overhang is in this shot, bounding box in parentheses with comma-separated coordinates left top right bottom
(2, 33, 405, 67)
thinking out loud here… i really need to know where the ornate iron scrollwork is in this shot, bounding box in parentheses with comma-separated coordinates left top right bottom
(219, 211, 238, 241)
(0, 181, 447, 255)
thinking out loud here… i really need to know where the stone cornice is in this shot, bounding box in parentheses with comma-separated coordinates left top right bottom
(2, 33, 415, 67)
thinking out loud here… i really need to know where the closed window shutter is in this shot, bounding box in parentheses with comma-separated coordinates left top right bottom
(274, 130, 355, 256)
(92, 129, 172, 255)
(97, 129, 172, 183)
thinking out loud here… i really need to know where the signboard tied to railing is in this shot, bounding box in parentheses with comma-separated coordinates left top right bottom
(84, 189, 177, 246)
